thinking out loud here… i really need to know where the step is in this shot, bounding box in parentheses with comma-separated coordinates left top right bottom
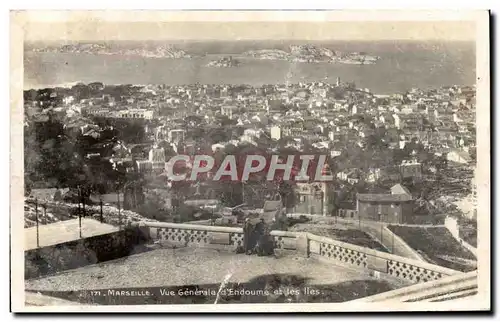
(428, 289, 478, 302)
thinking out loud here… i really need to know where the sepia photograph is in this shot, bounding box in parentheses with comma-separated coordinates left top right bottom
(10, 10, 490, 312)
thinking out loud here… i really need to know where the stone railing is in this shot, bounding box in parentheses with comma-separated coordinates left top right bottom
(141, 222, 245, 251)
(139, 222, 461, 285)
(139, 222, 309, 254)
(306, 233, 460, 284)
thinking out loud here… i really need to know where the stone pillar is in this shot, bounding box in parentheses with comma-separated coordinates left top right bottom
(296, 233, 309, 258)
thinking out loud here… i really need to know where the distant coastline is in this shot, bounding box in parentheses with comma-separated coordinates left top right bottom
(28, 43, 380, 64)
(31, 43, 192, 59)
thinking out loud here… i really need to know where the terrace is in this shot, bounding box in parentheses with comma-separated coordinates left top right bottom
(24, 221, 476, 306)
(25, 247, 399, 304)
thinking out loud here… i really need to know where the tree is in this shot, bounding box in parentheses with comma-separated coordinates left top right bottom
(185, 115, 203, 126)
(71, 83, 91, 101)
(216, 115, 237, 127)
(208, 128, 229, 144)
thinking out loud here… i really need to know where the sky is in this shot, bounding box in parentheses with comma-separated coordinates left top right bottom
(15, 11, 479, 42)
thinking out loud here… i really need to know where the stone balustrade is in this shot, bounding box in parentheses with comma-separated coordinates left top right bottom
(140, 222, 244, 251)
(139, 222, 461, 285)
(140, 222, 309, 255)
(306, 233, 460, 284)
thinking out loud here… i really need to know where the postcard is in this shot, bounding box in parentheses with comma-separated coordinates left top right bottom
(10, 10, 490, 312)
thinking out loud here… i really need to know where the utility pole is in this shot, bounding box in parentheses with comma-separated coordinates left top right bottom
(380, 222, 383, 245)
(100, 199, 104, 223)
(42, 204, 47, 225)
(82, 187, 86, 217)
(35, 198, 39, 248)
(320, 191, 324, 217)
(379, 213, 383, 244)
(117, 190, 122, 229)
(241, 181, 245, 205)
(133, 185, 137, 209)
(78, 187, 82, 238)
(77, 189, 81, 215)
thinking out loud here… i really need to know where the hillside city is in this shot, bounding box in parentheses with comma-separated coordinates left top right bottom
(24, 77, 478, 273)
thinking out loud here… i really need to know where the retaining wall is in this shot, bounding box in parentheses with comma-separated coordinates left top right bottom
(444, 216, 478, 258)
(25, 226, 149, 279)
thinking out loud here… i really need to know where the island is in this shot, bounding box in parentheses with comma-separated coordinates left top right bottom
(206, 56, 241, 68)
(243, 44, 380, 65)
(30, 43, 192, 59)
(244, 49, 290, 60)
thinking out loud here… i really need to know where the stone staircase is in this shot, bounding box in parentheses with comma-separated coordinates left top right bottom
(349, 270, 478, 303)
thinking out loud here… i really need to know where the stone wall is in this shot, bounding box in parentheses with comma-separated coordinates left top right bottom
(25, 226, 149, 279)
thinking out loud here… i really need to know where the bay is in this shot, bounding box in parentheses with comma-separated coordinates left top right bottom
(23, 41, 475, 94)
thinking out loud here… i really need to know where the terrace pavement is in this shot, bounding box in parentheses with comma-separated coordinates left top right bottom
(25, 218, 119, 250)
(25, 247, 405, 293)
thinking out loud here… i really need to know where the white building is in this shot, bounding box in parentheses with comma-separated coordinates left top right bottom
(366, 168, 381, 183)
(148, 145, 166, 163)
(393, 114, 400, 129)
(328, 131, 335, 141)
(168, 129, 185, 143)
(85, 107, 111, 117)
(117, 109, 154, 120)
(221, 106, 237, 119)
(270, 126, 281, 140)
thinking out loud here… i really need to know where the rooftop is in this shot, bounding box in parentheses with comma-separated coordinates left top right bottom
(357, 194, 413, 203)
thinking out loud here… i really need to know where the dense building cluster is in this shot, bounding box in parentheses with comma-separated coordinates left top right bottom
(24, 79, 477, 225)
